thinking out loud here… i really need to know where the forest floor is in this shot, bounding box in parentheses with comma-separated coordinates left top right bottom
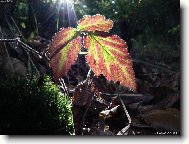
(65, 48, 180, 135)
(0, 32, 180, 135)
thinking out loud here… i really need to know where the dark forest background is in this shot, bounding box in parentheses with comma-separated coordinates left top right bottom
(0, 0, 180, 135)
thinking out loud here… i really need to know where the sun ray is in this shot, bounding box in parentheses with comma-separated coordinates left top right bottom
(66, 0, 78, 27)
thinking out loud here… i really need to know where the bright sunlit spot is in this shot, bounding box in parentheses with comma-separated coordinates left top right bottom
(45, 0, 78, 29)
(59, 0, 78, 27)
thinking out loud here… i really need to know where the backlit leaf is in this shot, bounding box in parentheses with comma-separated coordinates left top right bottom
(77, 14, 113, 32)
(84, 34, 136, 91)
(48, 27, 81, 80)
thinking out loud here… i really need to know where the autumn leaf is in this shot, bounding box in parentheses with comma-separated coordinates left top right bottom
(48, 27, 81, 80)
(84, 34, 136, 91)
(48, 14, 136, 90)
(77, 14, 113, 32)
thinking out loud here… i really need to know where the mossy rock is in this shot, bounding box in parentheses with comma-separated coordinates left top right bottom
(0, 74, 73, 135)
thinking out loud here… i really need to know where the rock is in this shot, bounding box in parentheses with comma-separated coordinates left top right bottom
(0, 55, 27, 76)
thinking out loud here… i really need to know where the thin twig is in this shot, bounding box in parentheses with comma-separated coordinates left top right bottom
(10, 16, 23, 37)
(0, 37, 43, 57)
(117, 95, 131, 135)
(81, 69, 94, 135)
(59, 78, 69, 96)
(0, 39, 17, 42)
(18, 39, 43, 57)
(100, 93, 143, 97)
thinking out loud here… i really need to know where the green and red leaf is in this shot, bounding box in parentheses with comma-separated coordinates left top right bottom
(48, 27, 81, 80)
(84, 34, 136, 91)
(77, 14, 113, 32)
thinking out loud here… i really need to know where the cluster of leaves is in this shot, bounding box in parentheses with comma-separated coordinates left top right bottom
(48, 14, 136, 91)
(0, 74, 73, 134)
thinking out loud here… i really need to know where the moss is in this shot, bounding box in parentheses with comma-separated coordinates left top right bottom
(0, 74, 73, 135)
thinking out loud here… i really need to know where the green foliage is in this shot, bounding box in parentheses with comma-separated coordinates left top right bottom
(134, 0, 180, 36)
(74, 0, 180, 48)
(0, 74, 73, 134)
